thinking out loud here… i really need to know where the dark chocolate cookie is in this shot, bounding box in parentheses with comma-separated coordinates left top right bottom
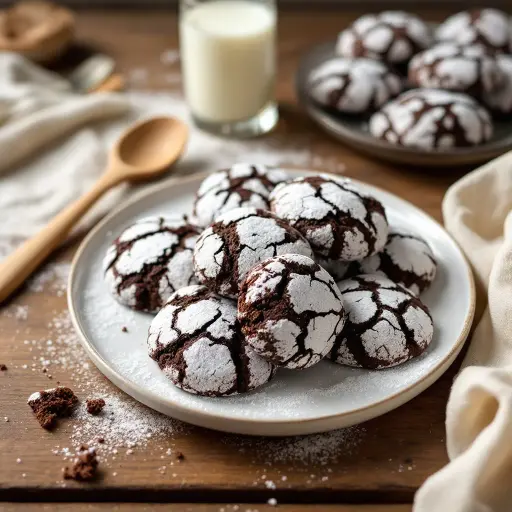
(103, 216, 200, 313)
(336, 11, 432, 65)
(238, 254, 346, 369)
(408, 43, 504, 98)
(193, 207, 313, 298)
(331, 274, 433, 369)
(369, 89, 493, 149)
(436, 8, 512, 53)
(347, 230, 437, 295)
(147, 285, 275, 396)
(483, 54, 512, 115)
(192, 163, 289, 227)
(307, 57, 403, 113)
(269, 175, 388, 262)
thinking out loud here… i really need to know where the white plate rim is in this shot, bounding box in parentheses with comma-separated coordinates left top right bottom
(68, 170, 476, 434)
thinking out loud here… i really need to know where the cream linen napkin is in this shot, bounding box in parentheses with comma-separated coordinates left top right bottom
(414, 150, 512, 512)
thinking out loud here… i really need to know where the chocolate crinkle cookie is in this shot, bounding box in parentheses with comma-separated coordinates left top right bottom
(270, 175, 388, 262)
(192, 163, 289, 227)
(336, 11, 432, 65)
(435, 8, 512, 53)
(147, 285, 275, 397)
(193, 207, 313, 298)
(331, 274, 433, 369)
(103, 215, 200, 313)
(27, 386, 78, 429)
(408, 43, 504, 98)
(238, 254, 346, 370)
(369, 89, 493, 149)
(483, 54, 512, 115)
(307, 57, 403, 114)
(347, 231, 437, 295)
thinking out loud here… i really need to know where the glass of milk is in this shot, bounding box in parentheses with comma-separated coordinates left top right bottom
(180, 0, 278, 137)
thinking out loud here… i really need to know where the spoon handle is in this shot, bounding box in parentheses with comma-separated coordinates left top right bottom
(0, 173, 119, 304)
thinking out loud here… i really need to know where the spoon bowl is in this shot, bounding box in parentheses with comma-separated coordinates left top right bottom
(113, 117, 188, 179)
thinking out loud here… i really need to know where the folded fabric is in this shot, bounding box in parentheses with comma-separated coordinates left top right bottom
(414, 150, 512, 512)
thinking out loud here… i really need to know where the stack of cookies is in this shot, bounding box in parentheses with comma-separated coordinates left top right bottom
(103, 164, 436, 397)
(307, 8, 512, 150)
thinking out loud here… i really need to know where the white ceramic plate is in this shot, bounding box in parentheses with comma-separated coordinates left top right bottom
(68, 170, 475, 436)
(296, 42, 512, 168)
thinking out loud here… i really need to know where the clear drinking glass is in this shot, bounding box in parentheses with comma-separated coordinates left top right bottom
(179, 0, 278, 137)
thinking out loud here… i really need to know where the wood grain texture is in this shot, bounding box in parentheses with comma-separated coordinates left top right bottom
(0, 6, 468, 507)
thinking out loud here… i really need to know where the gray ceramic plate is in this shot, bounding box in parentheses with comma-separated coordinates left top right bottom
(68, 170, 475, 436)
(296, 42, 512, 168)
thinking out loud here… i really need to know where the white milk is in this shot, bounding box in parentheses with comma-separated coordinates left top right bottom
(180, 0, 276, 124)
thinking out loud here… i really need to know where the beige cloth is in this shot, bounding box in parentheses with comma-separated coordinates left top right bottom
(414, 150, 512, 512)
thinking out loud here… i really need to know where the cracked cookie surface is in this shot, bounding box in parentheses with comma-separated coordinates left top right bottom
(104, 216, 200, 313)
(238, 254, 346, 369)
(270, 175, 388, 262)
(147, 285, 275, 397)
(336, 11, 432, 65)
(436, 8, 512, 53)
(347, 230, 437, 295)
(193, 207, 313, 298)
(307, 57, 403, 113)
(192, 163, 289, 227)
(331, 274, 433, 369)
(408, 43, 504, 98)
(369, 89, 493, 149)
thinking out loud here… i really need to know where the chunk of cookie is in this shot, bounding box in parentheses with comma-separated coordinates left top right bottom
(408, 43, 504, 98)
(369, 89, 493, 149)
(347, 231, 437, 295)
(192, 164, 289, 227)
(239, 254, 346, 369)
(104, 216, 200, 313)
(27, 386, 78, 430)
(336, 11, 432, 65)
(436, 8, 512, 53)
(331, 274, 433, 369)
(86, 399, 105, 415)
(147, 285, 275, 396)
(193, 207, 313, 298)
(270, 175, 388, 262)
(307, 57, 403, 113)
(63, 446, 98, 481)
(483, 54, 512, 115)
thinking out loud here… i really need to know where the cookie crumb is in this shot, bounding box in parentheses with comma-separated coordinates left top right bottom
(176, 451, 185, 461)
(97, 437, 105, 444)
(63, 446, 98, 481)
(121, 326, 128, 333)
(27, 387, 78, 430)
(86, 399, 105, 415)
(0, 364, 7, 371)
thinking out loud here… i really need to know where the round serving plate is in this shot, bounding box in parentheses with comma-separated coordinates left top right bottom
(296, 42, 512, 168)
(68, 170, 475, 436)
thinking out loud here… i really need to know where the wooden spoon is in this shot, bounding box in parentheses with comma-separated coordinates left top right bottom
(0, 116, 188, 304)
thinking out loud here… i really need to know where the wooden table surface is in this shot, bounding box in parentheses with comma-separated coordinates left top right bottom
(1, 6, 471, 512)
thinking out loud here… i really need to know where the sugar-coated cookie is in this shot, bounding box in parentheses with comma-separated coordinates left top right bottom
(369, 89, 493, 149)
(336, 11, 432, 65)
(238, 254, 346, 370)
(307, 57, 403, 113)
(192, 163, 289, 227)
(436, 8, 512, 53)
(408, 43, 504, 97)
(103, 216, 200, 313)
(483, 54, 512, 115)
(331, 274, 433, 369)
(147, 285, 275, 397)
(193, 207, 313, 298)
(270, 175, 388, 262)
(347, 231, 437, 295)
